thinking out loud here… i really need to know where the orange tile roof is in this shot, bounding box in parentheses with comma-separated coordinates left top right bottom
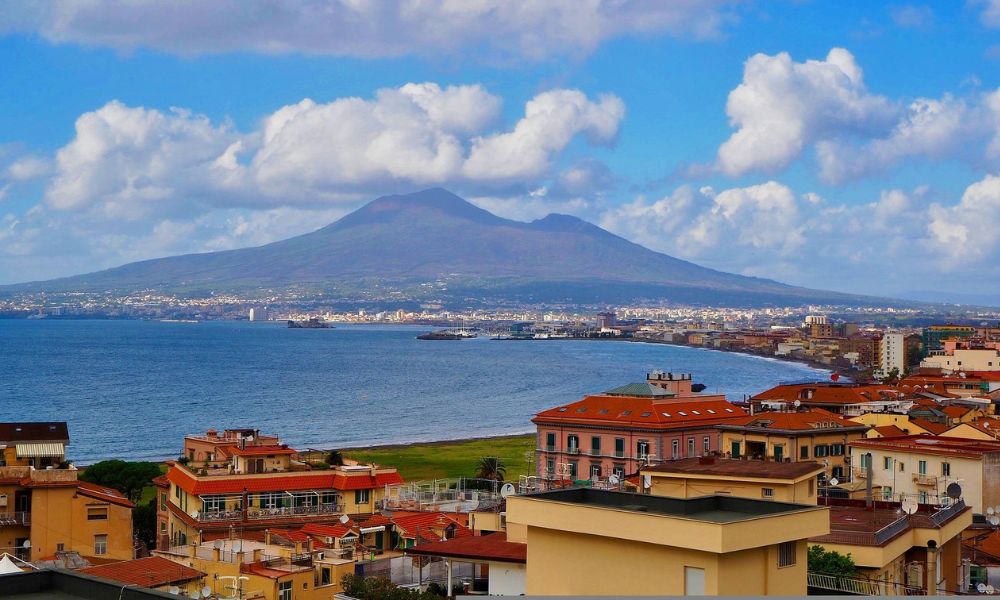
(959, 417, 1000, 437)
(942, 405, 975, 418)
(301, 522, 356, 539)
(852, 434, 1000, 458)
(754, 383, 899, 405)
(872, 425, 907, 438)
(360, 514, 392, 527)
(229, 444, 297, 457)
(79, 556, 204, 587)
(717, 409, 867, 433)
(909, 418, 951, 435)
(167, 466, 402, 495)
(533, 395, 745, 429)
(76, 481, 135, 508)
(407, 532, 526, 564)
(391, 512, 471, 541)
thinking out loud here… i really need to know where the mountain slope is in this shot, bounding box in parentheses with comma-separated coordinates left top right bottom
(5, 188, 884, 306)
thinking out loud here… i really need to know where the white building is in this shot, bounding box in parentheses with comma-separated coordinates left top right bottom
(249, 307, 267, 322)
(878, 333, 905, 377)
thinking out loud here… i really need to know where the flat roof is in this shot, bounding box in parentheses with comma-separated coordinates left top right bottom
(643, 457, 824, 480)
(0, 570, 176, 600)
(523, 488, 819, 523)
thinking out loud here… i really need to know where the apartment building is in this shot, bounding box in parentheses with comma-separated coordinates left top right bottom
(637, 457, 824, 503)
(752, 382, 907, 416)
(716, 409, 869, 482)
(0, 422, 69, 469)
(850, 435, 1000, 513)
(505, 488, 829, 595)
(532, 379, 745, 481)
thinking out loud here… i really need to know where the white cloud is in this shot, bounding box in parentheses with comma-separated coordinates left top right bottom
(717, 48, 895, 176)
(890, 4, 934, 29)
(0, 0, 735, 61)
(5, 155, 52, 181)
(928, 174, 1000, 268)
(979, 0, 1000, 27)
(716, 47, 1000, 183)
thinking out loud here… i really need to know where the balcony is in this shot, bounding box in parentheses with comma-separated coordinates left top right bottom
(195, 503, 344, 523)
(614, 451, 625, 459)
(853, 468, 868, 479)
(0, 512, 30, 527)
(544, 445, 555, 452)
(912, 473, 937, 486)
(589, 449, 601, 456)
(567, 448, 581, 455)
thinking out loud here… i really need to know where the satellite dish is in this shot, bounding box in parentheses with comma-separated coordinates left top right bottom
(191, 510, 199, 519)
(946, 482, 962, 500)
(988, 507, 995, 516)
(828, 477, 839, 487)
(213, 540, 224, 549)
(793, 399, 802, 408)
(500, 483, 516, 498)
(168, 587, 180, 596)
(901, 499, 918, 515)
(987, 584, 995, 595)
(201, 586, 212, 598)
(608, 474, 620, 485)
(980, 584, 988, 594)
(339, 514, 350, 524)
(990, 516, 999, 527)
(21, 539, 31, 548)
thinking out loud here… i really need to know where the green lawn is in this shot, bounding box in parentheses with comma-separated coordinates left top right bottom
(343, 434, 536, 481)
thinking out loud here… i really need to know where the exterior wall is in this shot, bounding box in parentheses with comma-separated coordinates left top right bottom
(646, 474, 817, 504)
(487, 561, 526, 596)
(29, 486, 134, 560)
(234, 454, 292, 474)
(923, 350, 1000, 372)
(852, 413, 931, 435)
(159, 548, 317, 600)
(941, 424, 997, 441)
(536, 425, 722, 480)
(878, 334, 906, 376)
(851, 446, 986, 511)
(720, 430, 861, 481)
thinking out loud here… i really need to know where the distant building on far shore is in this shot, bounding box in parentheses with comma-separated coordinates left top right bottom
(249, 307, 267, 321)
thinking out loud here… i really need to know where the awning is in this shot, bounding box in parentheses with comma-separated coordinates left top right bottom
(16, 442, 65, 458)
(360, 526, 385, 534)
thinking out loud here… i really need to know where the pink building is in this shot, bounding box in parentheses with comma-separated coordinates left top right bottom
(532, 378, 747, 482)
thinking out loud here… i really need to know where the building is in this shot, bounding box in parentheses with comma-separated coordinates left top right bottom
(751, 381, 907, 416)
(923, 325, 976, 357)
(596, 311, 616, 329)
(0, 570, 183, 600)
(809, 497, 971, 595)
(877, 332, 905, 377)
(504, 488, 829, 595)
(181, 428, 281, 465)
(922, 349, 1000, 373)
(849, 435, 1000, 513)
(638, 457, 824, 503)
(78, 556, 206, 595)
(406, 532, 526, 596)
(532, 379, 745, 481)
(249, 307, 267, 322)
(0, 422, 69, 469)
(716, 409, 869, 482)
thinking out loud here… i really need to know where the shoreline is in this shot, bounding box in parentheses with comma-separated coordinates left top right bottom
(336, 431, 535, 453)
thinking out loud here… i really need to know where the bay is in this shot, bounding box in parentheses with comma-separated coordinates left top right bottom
(0, 320, 828, 464)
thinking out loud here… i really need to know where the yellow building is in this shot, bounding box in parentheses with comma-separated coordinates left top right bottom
(505, 487, 829, 595)
(79, 556, 207, 595)
(0, 422, 69, 469)
(0, 465, 134, 562)
(809, 498, 971, 595)
(638, 457, 824, 504)
(853, 412, 935, 436)
(922, 349, 1000, 372)
(717, 409, 868, 483)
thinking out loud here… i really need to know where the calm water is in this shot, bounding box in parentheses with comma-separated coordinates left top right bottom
(0, 320, 827, 463)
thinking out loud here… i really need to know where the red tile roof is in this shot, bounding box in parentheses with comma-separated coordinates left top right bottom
(533, 395, 745, 430)
(79, 556, 204, 587)
(910, 418, 951, 435)
(754, 383, 899, 405)
(167, 466, 402, 495)
(76, 481, 135, 508)
(643, 457, 824, 480)
(942, 406, 975, 418)
(229, 445, 296, 457)
(392, 512, 471, 541)
(872, 425, 907, 438)
(407, 532, 526, 564)
(717, 409, 867, 433)
(301, 522, 356, 539)
(360, 514, 392, 527)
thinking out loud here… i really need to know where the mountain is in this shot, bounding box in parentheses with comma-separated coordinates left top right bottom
(4, 188, 891, 307)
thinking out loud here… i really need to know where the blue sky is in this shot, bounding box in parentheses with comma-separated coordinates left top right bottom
(1, 1, 999, 301)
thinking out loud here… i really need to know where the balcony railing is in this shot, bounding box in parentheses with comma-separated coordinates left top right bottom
(567, 448, 580, 455)
(614, 451, 625, 458)
(912, 473, 937, 486)
(196, 504, 344, 523)
(0, 512, 30, 527)
(808, 572, 925, 595)
(544, 445, 555, 452)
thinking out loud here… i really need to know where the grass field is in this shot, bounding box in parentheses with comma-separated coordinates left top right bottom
(343, 434, 536, 481)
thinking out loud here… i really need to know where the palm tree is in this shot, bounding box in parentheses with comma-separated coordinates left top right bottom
(475, 456, 506, 482)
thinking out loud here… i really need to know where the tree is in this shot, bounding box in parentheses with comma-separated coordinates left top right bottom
(475, 456, 506, 482)
(340, 574, 443, 600)
(808, 544, 856, 577)
(80, 460, 163, 503)
(326, 450, 344, 466)
(133, 499, 158, 551)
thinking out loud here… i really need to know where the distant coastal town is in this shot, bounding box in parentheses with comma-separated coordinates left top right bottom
(5, 319, 1000, 596)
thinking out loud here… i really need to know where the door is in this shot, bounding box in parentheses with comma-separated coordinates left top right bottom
(684, 566, 705, 595)
(774, 445, 784, 462)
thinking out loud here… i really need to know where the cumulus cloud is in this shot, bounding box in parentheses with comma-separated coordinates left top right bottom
(41, 84, 623, 218)
(979, 0, 1000, 27)
(0, 0, 735, 61)
(928, 174, 1000, 268)
(716, 47, 1000, 183)
(717, 48, 895, 176)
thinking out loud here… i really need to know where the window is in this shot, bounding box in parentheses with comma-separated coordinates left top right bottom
(919, 460, 927, 475)
(545, 432, 555, 451)
(814, 445, 829, 458)
(800, 446, 809, 459)
(703, 437, 710, 454)
(278, 581, 292, 600)
(919, 491, 928, 504)
(774, 445, 784, 462)
(671, 440, 679, 459)
(687, 438, 695, 457)
(684, 567, 705, 596)
(883, 456, 892, 470)
(637, 440, 650, 457)
(830, 444, 845, 456)
(545, 459, 554, 475)
(160, 493, 167, 511)
(94, 534, 108, 556)
(354, 489, 370, 504)
(612, 465, 625, 478)
(778, 541, 796, 567)
(614, 438, 625, 458)
(568, 461, 578, 478)
(321, 491, 338, 506)
(590, 464, 601, 479)
(567, 435, 580, 452)
(730, 441, 740, 458)
(56, 543, 64, 552)
(942, 462, 951, 476)
(87, 507, 108, 520)
(591, 436, 601, 455)
(203, 495, 225, 512)
(808, 479, 815, 496)
(898, 462, 905, 472)
(762, 488, 774, 498)
(321, 567, 331, 586)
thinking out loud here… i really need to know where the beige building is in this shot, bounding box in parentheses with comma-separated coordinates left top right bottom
(922, 349, 1000, 372)
(505, 488, 829, 595)
(637, 457, 824, 504)
(850, 435, 1000, 513)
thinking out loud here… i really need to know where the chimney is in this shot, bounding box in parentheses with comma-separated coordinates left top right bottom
(294, 541, 303, 555)
(926, 541, 939, 595)
(252, 549, 262, 563)
(264, 529, 271, 545)
(188, 542, 198, 559)
(212, 547, 221, 562)
(865, 452, 874, 508)
(306, 538, 314, 553)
